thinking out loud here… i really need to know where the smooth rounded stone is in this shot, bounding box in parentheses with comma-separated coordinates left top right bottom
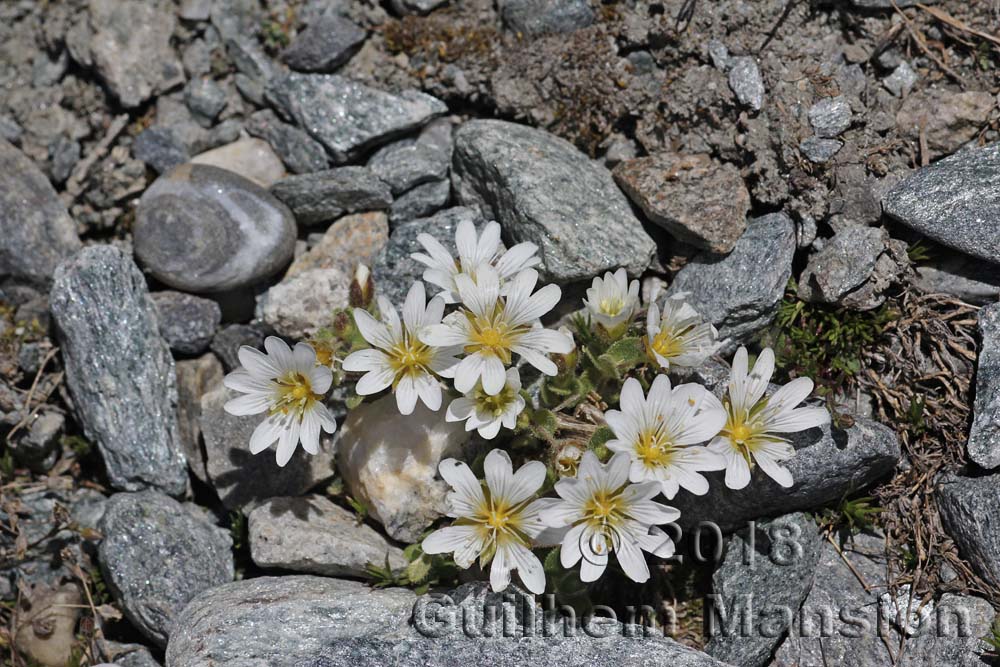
(390, 0, 448, 14)
(498, 0, 594, 35)
(799, 136, 842, 164)
(50, 246, 188, 496)
(134, 164, 297, 293)
(248, 495, 406, 576)
(88, 0, 184, 108)
(367, 138, 449, 195)
(285, 211, 389, 279)
(10, 410, 64, 473)
(200, 386, 337, 510)
(339, 394, 468, 542)
(190, 138, 288, 188)
(265, 72, 447, 163)
(808, 95, 852, 138)
(281, 9, 366, 73)
(452, 119, 655, 282)
(665, 212, 795, 345)
(133, 126, 190, 174)
(165, 576, 417, 667)
(705, 513, 823, 667)
(884, 61, 917, 97)
(99, 490, 234, 647)
(671, 417, 900, 532)
(175, 353, 224, 484)
(884, 142, 1000, 267)
(246, 109, 329, 174)
(390, 178, 451, 223)
(728, 56, 764, 111)
(0, 138, 81, 285)
(210, 322, 268, 371)
(372, 206, 484, 306)
(913, 254, 1000, 305)
(938, 473, 1000, 589)
(896, 90, 994, 157)
(151, 291, 222, 355)
(612, 153, 749, 254)
(269, 167, 392, 226)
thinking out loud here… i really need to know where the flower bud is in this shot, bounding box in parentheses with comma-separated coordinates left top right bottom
(349, 263, 374, 308)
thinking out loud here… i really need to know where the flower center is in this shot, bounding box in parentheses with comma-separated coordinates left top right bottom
(722, 400, 768, 465)
(599, 295, 625, 317)
(651, 328, 685, 358)
(387, 335, 433, 380)
(474, 383, 516, 417)
(636, 429, 675, 468)
(272, 372, 321, 417)
(465, 313, 520, 363)
(584, 489, 623, 523)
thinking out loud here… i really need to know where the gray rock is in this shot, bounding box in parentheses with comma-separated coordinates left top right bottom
(282, 10, 366, 73)
(32, 49, 68, 87)
(705, 513, 823, 667)
(266, 73, 447, 163)
(912, 253, 1000, 304)
(88, 0, 184, 108)
(939, 473, 1000, 588)
(99, 490, 234, 647)
(968, 304, 1000, 469)
(498, 0, 594, 36)
(211, 0, 261, 41)
(665, 213, 796, 344)
(10, 410, 64, 473)
(367, 139, 449, 195)
(175, 353, 223, 484)
(452, 119, 655, 282)
(808, 96, 852, 138)
(390, 178, 451, 223)
(100, 640, 162, 667)
(49, 136, 80, 184)
(210, 322, 268, 371)
(270, 167, 392, 226)
(225, 36, 276, 84)
(0, 114, 23, 145)
(671, 417, 900, 532)
(134, 163, 297, 292)
(189, 138, 288, 189)
(151, 291, 222, 355)
(390, 0, 449, 14)
(50, 246, 188, 496)
(728, 57, 764, 111)
(883, 142, 1000, 267)
(178, 0, 211, 21)
(200, 386, 337, 510)
(707, 39, 731, 70)
(884, 61, 917, 97)
(896, 90, 994, 158)
(799, 136, 842, 164)
(185, 77, 227, 123)
(0, 138, 81, 285)
(248, 495, 406, 576)
(245, 109, 329, 175)
(612, 153, 750, 254)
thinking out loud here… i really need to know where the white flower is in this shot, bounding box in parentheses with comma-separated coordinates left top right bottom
(583, 268, 639, 335)
(412, 219, 541, 303)
(223, 336, 337, 467)
(543, 451, 679, 583)
(707, 347, 831, 490)
(605, 375, 726, 499)
(646, 295, 722, 371)
(343, 281, 460, 415)
(422, 449, 549, 594)
(421, 266, 573, 395)
(446, 367, 526, 439)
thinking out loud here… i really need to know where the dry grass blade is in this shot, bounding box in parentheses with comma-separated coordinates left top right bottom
(917, 3, 1000, 49)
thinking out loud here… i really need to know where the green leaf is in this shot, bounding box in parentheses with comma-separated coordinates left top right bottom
(543, 547, 562, 575)
(587, 426, 615, 461)
(404, 554, 433, 585)
(345, 393, 365, 410)
(595, 336, 646, 378)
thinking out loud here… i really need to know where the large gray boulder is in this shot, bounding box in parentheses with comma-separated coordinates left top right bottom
(50, 246, 188, 496)
(937, 473, 1000, 589)
(967, 303, 1000, 469)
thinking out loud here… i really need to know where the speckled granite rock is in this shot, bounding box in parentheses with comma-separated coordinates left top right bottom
(284, 211, 389, 279)
(0, 138, 81, 285)
(367, 138, 449, 195)
(390, 178, 451, 223)
(246, 109, 329, 175)
(884, 142, 1000, 267)
(728, 57, 764, 111)
(452, 119, 655, 282)
(269, 167, 391, 226)
(50, 246, 187, 496)
(134, 164, 297, 293)
(938, 473, 1000, 589)
(968, 303, 1000, 469)
(498, 0, 594, 35)
(151, 291, 221, 355)
(99, 490, 233, 647)
(281, 9, 366, 73)
(671, 417, 900, 532)
(266, 73, 446, 163)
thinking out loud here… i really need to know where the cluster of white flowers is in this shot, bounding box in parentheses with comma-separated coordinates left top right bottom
(222, 220, 830, 594)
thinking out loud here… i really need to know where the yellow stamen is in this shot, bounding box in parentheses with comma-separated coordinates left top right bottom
(386, 335, 433, 383)
(272, 371, 322, 418)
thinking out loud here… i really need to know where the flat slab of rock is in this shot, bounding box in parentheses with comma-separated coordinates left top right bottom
(50, 246, 187, 495)
(246, 109, 330, 175)
(452, 119, 655, 282)
(613, 153, 749, 254)
(269, 167, 391, 226)
(913, 253, 1000, 305)
(968, 303, 1000, 469)
(665, 212, 795, 344)
(0, 139, 81, 285)
(248, 495, 406, 576)
(938, 473, 1000, 589)
(99, 490, 234, 647)
(266, 73, 446, 163)
(671, 417, 900, 532)
(884, 142, 1000, 267)
(134, 164, 297, 293)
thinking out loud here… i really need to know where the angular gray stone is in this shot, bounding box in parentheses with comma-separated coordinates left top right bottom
(390, 178, 451, 223)
(248, 495, 406, 576)
(133, 126, 190, 174)
(452, 119, 655, 282)
(151, 291, 222, 355)
(50, 246, 188, 496)
(808, 95, 852, 138)
(266, 73, 447, 163)
(281, 10, 366, 73)
(10, 410, 64, 473)
(938, 473, 1000, 588)
(728, 57, 764, 111)
(884, 142, 1000, 267)
(99, 490, 234, 647)
(270, 167, 392, 226)
(671, 417, 900, 532)
(175, 353, 223, 484)
(498, 0, 595, 36)
(705, 513, 823, 667)
(967, 303, 1000, 469)
(0, 138, 81, 285)
(884, 61, 917, 97)
(665, 213, 796, 344)
(185, 77, 227, 123)
(134, 163, 297, 292)
(200, 386, 337, 510)
(799, 136, 842, 164)
(245, 109, 329, 175)
(100, 640, 161, 667)
(210, 322, 268, 371)
(367, 138, 449, 195)
(913, 253, 1000, 305)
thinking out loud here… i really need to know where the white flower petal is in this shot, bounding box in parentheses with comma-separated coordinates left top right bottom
(224, 392, 271, 416)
